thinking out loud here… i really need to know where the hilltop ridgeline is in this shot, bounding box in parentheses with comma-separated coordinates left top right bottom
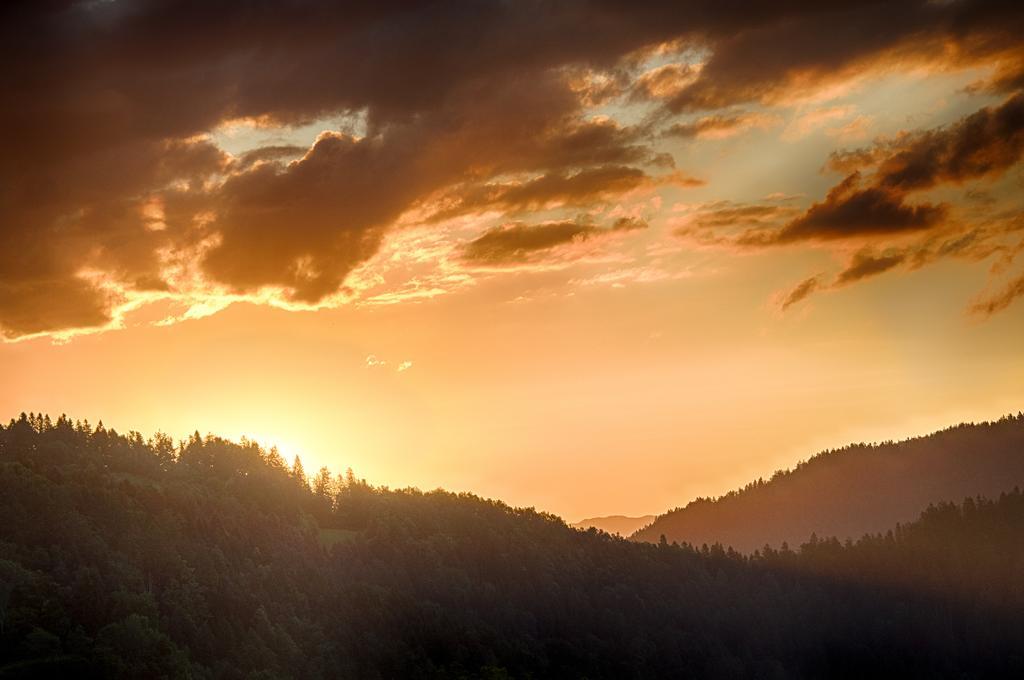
(1, 412, 1023, 678)
(633, 414, 1024, 552)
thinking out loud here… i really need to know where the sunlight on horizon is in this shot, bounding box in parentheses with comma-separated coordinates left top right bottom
(2, 0, 1022, 522)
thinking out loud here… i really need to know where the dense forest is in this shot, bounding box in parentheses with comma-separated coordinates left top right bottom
(2, 413, 1023, 679)
(634, 414, 1024, 551)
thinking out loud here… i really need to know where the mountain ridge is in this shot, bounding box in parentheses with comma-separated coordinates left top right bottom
(2, 411, 1024, 677)
(632, 413, 1024, 551)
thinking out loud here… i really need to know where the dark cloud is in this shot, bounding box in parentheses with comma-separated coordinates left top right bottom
(665, 1, 1024, 112)
(778, 249, 909, 311)
(0, 1, 687, 337)
(760, 174, 948, 244)
(772, 130, 1024, 311)
(200, 77, 674, 301)
(969, 271, 1024, 316)
(462, 219, 647, 266)
(1, 0, 1022, 336)
(0, 135, 226, 338)
(835, 249, 907, 285)
(909, 229, 995, 269)
(779, 275, 822, 311)
(759, 93, 1024, 248)
(779, 222, 1024, 312)
(875, 93, 1024, 191)
(2, 37, 661, 334)
(0, 277, 114, 340)
(823, 94, 1024, 190)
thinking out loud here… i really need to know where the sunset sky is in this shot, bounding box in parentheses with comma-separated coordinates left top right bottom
(2, 1, 1023, 520)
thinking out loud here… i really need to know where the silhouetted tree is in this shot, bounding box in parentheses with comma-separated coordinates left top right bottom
(291, 455, 307, 488)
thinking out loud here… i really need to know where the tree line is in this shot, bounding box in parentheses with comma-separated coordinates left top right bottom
(634, 412, 1024, 551)
(1, 413, 1022, 678)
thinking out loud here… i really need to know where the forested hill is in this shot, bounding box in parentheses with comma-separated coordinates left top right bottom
(633, 414, 1024, 552)
(2, 413, 1024, 679)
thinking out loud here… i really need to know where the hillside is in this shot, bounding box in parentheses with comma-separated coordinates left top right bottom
(2, 413, 1023, 678)
(570, 515, 654, 536)
(633, 414, 1024, 552)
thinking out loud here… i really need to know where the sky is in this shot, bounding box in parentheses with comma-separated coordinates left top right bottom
(1, 1, 1023, 520)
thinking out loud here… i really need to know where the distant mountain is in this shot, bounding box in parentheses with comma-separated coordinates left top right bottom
(633, 414, 1024, 552)
(571, 514, 655, 535)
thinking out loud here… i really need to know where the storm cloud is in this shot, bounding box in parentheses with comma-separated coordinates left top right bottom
(1, 1, 1022, 337)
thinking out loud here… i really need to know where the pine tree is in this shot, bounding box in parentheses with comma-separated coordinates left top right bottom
(292, 455, 308, 488)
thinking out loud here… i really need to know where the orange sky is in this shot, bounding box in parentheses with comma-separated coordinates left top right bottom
(2, 1, 1023, 520)
(3, 258, 1022, 520)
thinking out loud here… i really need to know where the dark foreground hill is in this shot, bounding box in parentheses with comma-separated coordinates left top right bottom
(633, 414, 1024, 552)
(2, 413, 1023, 679)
